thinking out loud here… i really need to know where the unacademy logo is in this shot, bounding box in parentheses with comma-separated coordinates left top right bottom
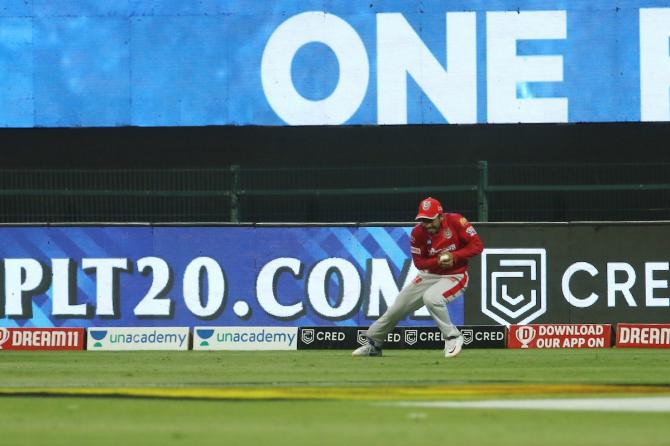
(216, 330, 295, 345)
(89, 330, 108, 348)
(108, 331, 187, 347)
(196, 329, 214, 347)
(195, 327, 298, 351)
(87, 327, 190, 351)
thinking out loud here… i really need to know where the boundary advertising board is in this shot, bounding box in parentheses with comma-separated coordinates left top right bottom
(616, 323, 670, 348)
(468, 223, 670, 326)
(0, 327, 84, 350)
(0, 223, 668, 329)
(297, 326, 506, 350)
(508, 324, 611, 349)
(87, 327, 190, 351)
(193, 327, 298, 351)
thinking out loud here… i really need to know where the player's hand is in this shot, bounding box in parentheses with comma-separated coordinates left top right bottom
(438, 252, 454, 269)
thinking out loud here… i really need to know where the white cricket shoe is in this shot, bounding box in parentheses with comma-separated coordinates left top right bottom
(352, 342, 382, 357)
(444, 335, 464, 358)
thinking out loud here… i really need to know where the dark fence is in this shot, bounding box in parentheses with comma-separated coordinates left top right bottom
(0, 162, 669, 222)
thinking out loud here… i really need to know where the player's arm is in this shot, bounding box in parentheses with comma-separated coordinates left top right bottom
(410, 228, 439, 270)
(450, 216, 484, 264)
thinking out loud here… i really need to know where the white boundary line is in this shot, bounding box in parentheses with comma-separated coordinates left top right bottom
(388, 397, 670, 412)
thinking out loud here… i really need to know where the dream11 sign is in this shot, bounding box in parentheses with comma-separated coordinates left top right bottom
(0, 328, 85, 351)
(508, 324, 612, 349)
(515, 325, 537, 348)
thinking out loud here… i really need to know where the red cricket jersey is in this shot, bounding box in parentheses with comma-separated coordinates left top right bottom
(410, 213, 484, 275)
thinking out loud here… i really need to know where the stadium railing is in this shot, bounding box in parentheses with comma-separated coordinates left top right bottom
(0, 162, 669, 223)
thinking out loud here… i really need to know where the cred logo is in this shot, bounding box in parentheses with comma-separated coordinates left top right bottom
(481, 249, 547, 326)
(404, 329, 418, 346)
(301, 329, 315, 344)
(461, 328, 474, 345)
(357, 330, 367, 345)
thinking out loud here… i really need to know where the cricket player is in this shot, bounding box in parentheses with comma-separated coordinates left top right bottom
(352, 197, 484, 358)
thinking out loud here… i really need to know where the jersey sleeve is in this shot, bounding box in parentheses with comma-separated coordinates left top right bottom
(410, 226, 439, 270)
(450, 214, 484, 264)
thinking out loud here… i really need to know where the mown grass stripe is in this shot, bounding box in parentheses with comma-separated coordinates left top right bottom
(1, 384, 669, 401)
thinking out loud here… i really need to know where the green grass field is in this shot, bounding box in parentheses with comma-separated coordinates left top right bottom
(1, 349, 669, 446)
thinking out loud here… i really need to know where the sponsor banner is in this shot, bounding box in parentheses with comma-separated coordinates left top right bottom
(467, 223, 670, 326)
(616, 324, 670, 348)
(298, 327, 357, 349)
(193, 327, 298, 351)
(0, 226, 461, 329)
(87, 327, 189, 351)
(450, 326, 506, 349)
(2, 223, 670, 329)
(297, 327, 395, 349)
(0, 327, 84, 351)
(297, 326, 506, 350)
(508, 324, 611, 349)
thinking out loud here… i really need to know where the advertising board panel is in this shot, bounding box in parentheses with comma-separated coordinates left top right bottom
(0, 226, 458, 329)
(87, 327, 189, 351)
(297, 325, 506, 349)
(616, 323, 670, 348)
(468, 223, 670, 326)
(0, 327, 84, 351)
(193, 327, 298, 350)
(508, 324, 611, 349)
(1, 223, 668, 329)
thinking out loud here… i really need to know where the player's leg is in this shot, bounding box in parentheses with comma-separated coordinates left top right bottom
(352, 275, 433, 356)
(422, 273, 468, 357)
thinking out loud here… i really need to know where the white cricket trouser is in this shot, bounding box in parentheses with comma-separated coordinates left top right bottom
(365, 271, 467, 344)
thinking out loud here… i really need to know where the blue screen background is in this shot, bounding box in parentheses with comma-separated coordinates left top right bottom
(0, 226, 463, 328)
(0, 1, 666, 126)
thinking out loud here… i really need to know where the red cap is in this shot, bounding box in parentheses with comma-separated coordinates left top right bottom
(415, 197, 443, 220)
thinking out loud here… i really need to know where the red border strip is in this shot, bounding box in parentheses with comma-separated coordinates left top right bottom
(442, 273, 469, 300)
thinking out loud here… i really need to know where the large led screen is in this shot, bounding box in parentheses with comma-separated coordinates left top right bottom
(1, 1, 670, 126)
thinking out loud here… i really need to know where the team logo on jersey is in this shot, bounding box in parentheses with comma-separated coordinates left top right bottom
(460, 217, 469, 226)
(444, 228, 452, 239)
